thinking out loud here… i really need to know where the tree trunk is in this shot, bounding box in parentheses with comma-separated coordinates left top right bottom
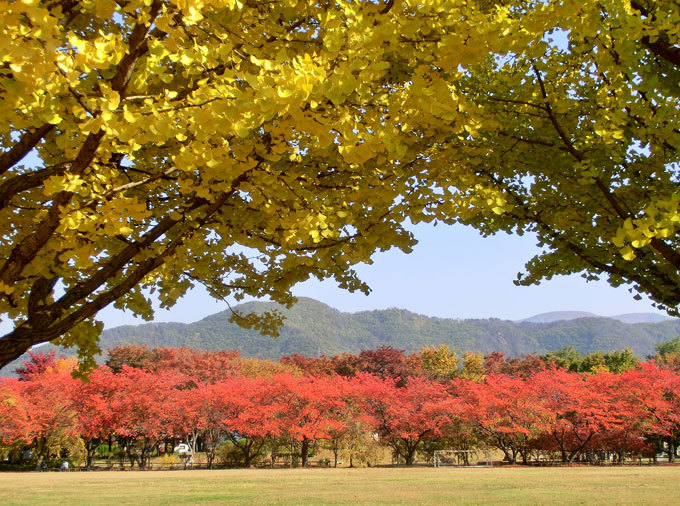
(189, 430, 198, 455)
(85, 439, 97, 469)
(568, 433, 594, 463)
(404, 442, 417, 466)
(127, 447, 136, 469)
(667, 438, 676, 463)
(35, 436, 48, 471)
(235, 437, 266, 468)
(270, 441, 278, 468)
(301, 438, 310, 467)
(137, 448, 149, 469)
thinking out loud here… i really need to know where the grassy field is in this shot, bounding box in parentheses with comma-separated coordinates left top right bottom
(0, 466, 677, 505)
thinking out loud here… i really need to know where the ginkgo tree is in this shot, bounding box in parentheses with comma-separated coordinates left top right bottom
(0, 0, 498, 368)
(1, 0, 679, 370)
(431, 0, 680, 315)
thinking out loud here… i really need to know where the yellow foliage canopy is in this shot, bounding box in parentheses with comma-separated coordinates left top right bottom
(1, 0, 678, 369)
(0, 0, 497, 368)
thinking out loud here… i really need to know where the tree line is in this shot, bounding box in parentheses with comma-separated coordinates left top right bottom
(2, 342, 680, 469)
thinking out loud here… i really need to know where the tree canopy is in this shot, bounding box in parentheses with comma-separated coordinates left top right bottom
(3, 347, 680, 468)
(1, 0, 679, 368)
(441, 0, 680, 316)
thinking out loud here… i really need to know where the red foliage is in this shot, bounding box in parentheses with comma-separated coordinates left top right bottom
(12, 361, 79, 467)
(483, 352, 549, 378)
(456, 374, 553, 464)
(3, 346, 680, 468)
(106, 345, 242, 383)
(0, 378, 32, 446)
(68, 368, 118, 467)
(108, 366, 188, 468)
(280, 354, 335, 377)
(530, 368, 633, 462)
(357, 346, 420, 383)
(147, 347, 242, 383)
(275, 374, 349, 466)
(210, 376, 287, 466)
(357, 374, 460, 465)
(615, 362, 680, 461)
(14, 350, 57, 380)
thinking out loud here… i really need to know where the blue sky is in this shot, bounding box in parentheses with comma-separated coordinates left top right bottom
(97, 221, 667, 329)
(0, 218, 665, 336)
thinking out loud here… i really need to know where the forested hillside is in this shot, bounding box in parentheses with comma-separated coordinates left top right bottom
(97, 298, 680, 358)
(3, 298, 679, 376)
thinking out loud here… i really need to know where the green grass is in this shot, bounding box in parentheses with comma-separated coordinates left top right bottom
(0, 467, 678, 505)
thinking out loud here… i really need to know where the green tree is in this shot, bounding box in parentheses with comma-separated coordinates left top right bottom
(653, 336, 680, 370)
(580, 352, 609, 374)
(432, 0, 680, 317)
(603, 349, 639, 373)
(543, 346, 583, 372)
(655, 336, 680, 359)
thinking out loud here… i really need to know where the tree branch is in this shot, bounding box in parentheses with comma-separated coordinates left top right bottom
(0, 1, 164, 288)
(630, 1, 680, 67)
(0, 168, 252, 366)
(0, 125, 55, 176)
(0, 162, 71, 211)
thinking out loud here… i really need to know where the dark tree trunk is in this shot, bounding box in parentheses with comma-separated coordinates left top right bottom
(551, 430, 569, 463)
(35, 436, 48, 470)
(568, 433, 594, 463)
(404, 439, 418, 466)
(234, 437, 266, 468)
(301, 438, 310, 467)
(300, 438, 309, 467)
(667, 438, 676, 463)
(85, 438, 99, 469)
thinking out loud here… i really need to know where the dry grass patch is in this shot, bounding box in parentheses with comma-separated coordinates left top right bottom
(0, 466, 677, 505)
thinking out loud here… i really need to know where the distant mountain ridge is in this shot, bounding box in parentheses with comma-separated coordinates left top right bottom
(520, 311, 670, 324)
(2, 298, 678, 376)
(520, 311, 599, 323)
(91, 299, 680, 359)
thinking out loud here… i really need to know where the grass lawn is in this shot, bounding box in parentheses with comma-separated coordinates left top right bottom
(0, 466, 677, 505)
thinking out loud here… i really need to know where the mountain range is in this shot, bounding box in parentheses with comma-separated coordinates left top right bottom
(521, 311, 670, 324)
(3, 298, 677, 377)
